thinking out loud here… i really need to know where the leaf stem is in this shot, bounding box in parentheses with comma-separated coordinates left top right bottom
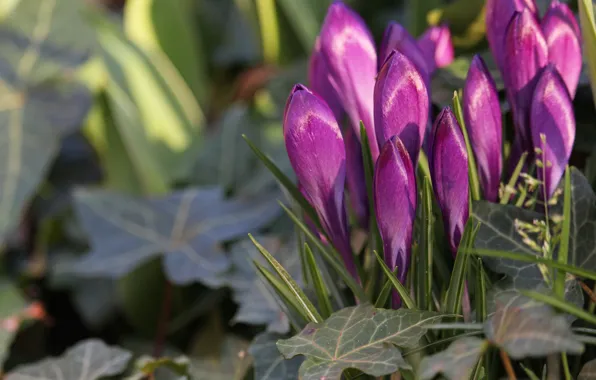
(153, 280, 173, 357)
(500, 350, 517, 380)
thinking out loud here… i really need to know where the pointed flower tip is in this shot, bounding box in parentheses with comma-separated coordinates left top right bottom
(531, 64, 575, 198)
(380, 21, 429, 78)
(417, 24, 455, 72)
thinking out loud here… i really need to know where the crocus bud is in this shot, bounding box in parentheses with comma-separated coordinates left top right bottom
(463, 55, 503, 202)
(431, 107, 469, 254)
(530, 65, 575, 199)
(379, 21, 429, 80)
(344, 127, 369, 228)
(374, 50, 429, 165)
(504, 8, 548, 153)
(319, 1, 379, 159)
(308, 37, 344, 122)
(284, 84, 357, 279)
(417, 24, 455, 74)
(541, 1, 582, 97)
(374, 135, 416, 306)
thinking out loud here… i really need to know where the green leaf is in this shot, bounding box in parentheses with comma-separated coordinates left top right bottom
(453, 90, 481, 201)
(579, 358, 596, 380)
(127, 356, 191, 379)
(188, 335, 251, 380)
(579, 0, 596, 109)
(419, 337, 488, 380)
(276, 0, 324, 52)
(304, 243, 333, 319)
(521, 289, 596, 326)
(484, 292, 584, 359)
(69, 188, 280, 286)
(0, 282, 26, 363)
(444, 221, 474, 316)
(5, 339, 132, 380)
(417, 176, 434, 311)
(277, 303, 442, 380)
(566, 168, 596, 271)
(248, 333, 302, 380)
(500, 152, 529, 204)
(555, 167, 572, 297)
(375, 268, 399, 308)
(0, 0, 94, 240)
(124, 0, 209, 106)
(373, 250, 417, 309)
(249, 234, 322, 323)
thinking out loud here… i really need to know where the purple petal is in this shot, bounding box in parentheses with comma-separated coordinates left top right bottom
(503, 9, 548, 152)
(319, 1, 379, 159)
(379, 21, 430, 80)
(374, 50, 429, 165)
(373, 135, 416, 304)
(431, 107, 469, 255)
(530, 65, 575, 199)
(486, 0, 537, 73)
(308, 37, 344, 122)
(283, 84, 357, 278)
(344, 126, 369, 228)
(463, 55, 503, 202)
(541, 1, 582, 97)
(417, 24, 455, 74)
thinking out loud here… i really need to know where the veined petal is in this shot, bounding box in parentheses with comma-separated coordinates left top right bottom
(308, 37, 344, 122)
(530, 65, 575, 199)
(344, 126, 369, 228)
(319, 1, 378, 159)
(374, 50, 429, 165)
(379, 21, 429, 79)
(283, 84, 357, 278)
(417, 24, 455, 74)
(541, 1, 582, 97)
(431, 107, 469, 254)
(373, 136, 416, 302)
(463, 55, 503, 202)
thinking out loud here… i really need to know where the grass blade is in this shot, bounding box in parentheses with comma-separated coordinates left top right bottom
(521, 289, 596, 325)
(304, 243, 333, 318)
(372, 250, 417, 309)
(249, 234, 322, 323)
(443, 221, 475, 316)
(374, 268, 400, 308)
(453, 90, 481, 201)
(579, 0, 596, 109)
(555, 166, 572, 297)
(500, 152, 528, 204)
(418, 176, 434, 311)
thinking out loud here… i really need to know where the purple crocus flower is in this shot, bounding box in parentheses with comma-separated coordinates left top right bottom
(308, 37, 344, 123)
(283, 84, 358, 279)
(463, 55, 502, 202)
(344, 127, 369, 227)
(379, 22, 430, 79)
(373, 135, 416, 306)
(541, 1, 582, 96)
(431, 107, 469, 254)
(374, 50, 429, 165)
(319, 1, 379, 159)
(417, 24, 455, 74)
(530, 65, 575, 199)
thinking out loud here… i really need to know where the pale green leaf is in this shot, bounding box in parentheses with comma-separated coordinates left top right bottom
(419, 337, 487, 380)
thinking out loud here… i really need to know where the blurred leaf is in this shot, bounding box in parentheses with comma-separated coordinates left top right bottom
(189, 335, 251, 380)
(580, 358, 596, 380)
(0, 282, 26, 364)
(228, 236, 300, 333)
(427, 0, 485, 48)
(248, 333, 302, 380)
(277, 303, 442, 379)
(276, 0, 324, 52)
(211, 0, 261, 65)
(472, 201, 545, 285)
(127, 355, 191, 380)
(68, 187, 280, 286)
(5, 339, 132, 380)
(92, 12, 203, 186)
(0, 0, 95, 241)
(124, 0, 209, 106)
(0, 0, 19, 21)
(566, 168, 596, 271)
(484, 292, 584, 359)
(419, 337, 487, 380)
(579, 0, 596, 109)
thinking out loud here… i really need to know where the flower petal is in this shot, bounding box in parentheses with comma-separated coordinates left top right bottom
(530, 65, 575, 199)
(374, 50, 429, 165)
(308, 37, 344, 122)
(283, 84, 357, 278)
(417, 24, 455, 73)
(373, 136, 416, 300)
(541, 1, 582, 97)
(379, 21, 429, 79)
(319, 1, 378, 159)
(431, 107, 469, 254)
(344, 126, 369, 228)
(463, 55, 503, 202)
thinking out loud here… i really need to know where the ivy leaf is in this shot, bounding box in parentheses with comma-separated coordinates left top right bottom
(69, 187, 281, 286)
(248, 333, 302, 380)
(0, 0, 94, 241)
(5, 339, 132, 380)
(579, 358, 596, 380)
(126, 355, 191, 380)
(472, 201, 545, 286)
(277, 303, 443, 380)
(567, 168, 596, 271)
(0, 282, 26, 364)
(228, 236, 301, 333)
(419, 337, 487, 380)
(484, 291, 584, 359)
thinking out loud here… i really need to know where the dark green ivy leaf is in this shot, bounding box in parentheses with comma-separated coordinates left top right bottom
(277, 303, 443, 380)
(484, 291, 584, 359)
(5, 339, 131, 380)
(248, 333, 302, 380)
(69, 187, 281, 286)
(419, 337, 487, 380)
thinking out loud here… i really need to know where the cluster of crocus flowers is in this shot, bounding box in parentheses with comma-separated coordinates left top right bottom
(282, 0, 579, 306)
